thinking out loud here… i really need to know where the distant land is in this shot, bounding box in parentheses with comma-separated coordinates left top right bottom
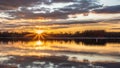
(0, 30, 120, 41)
(0, 30, 120, 38)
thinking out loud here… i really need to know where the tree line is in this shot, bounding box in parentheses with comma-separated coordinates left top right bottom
(0, 30, 120, 38)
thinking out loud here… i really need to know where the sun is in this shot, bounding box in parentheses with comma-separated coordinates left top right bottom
(25, 30, 48, 40)
(35, 30, 44, 34)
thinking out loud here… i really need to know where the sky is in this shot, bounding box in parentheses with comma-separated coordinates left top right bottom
(0, 0, 120, 33)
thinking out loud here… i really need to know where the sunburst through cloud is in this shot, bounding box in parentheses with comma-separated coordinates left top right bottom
(25, 30, 48, 40)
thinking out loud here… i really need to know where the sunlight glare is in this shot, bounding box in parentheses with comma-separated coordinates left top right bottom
(36, 40, 43, 45)
(35, 30, 44, 34)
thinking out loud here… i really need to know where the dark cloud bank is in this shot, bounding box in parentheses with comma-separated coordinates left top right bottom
(0, 0, 120, 19)
(94, 5, 120, 13)
(0, 0, 101, 19)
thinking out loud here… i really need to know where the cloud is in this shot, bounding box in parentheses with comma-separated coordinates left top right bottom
(1, 0, 120, 20)
(1, 0, 102, 19)
(111, 28, 120, 30)
(0, 0, 120, 32)
(94, 5, 120, 13)
(0, 0, 38, 9)
(53, 0, 74, 2)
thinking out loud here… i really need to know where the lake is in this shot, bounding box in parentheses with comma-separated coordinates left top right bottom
(0, 40, 120, 68)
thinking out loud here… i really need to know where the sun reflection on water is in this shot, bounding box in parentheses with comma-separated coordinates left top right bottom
(36, 40, 43, 45)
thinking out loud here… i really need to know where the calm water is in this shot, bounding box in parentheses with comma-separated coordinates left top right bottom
(0, 40, 120, 62)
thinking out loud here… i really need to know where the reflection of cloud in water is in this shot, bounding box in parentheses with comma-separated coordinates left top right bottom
(0, 55, 107, 68)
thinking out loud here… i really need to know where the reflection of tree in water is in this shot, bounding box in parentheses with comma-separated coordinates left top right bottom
(1, 39, 120, 46)
(82, 39, 107, 45)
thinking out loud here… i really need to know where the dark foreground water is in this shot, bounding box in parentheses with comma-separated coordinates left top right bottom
(0, 40, 120, 68)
